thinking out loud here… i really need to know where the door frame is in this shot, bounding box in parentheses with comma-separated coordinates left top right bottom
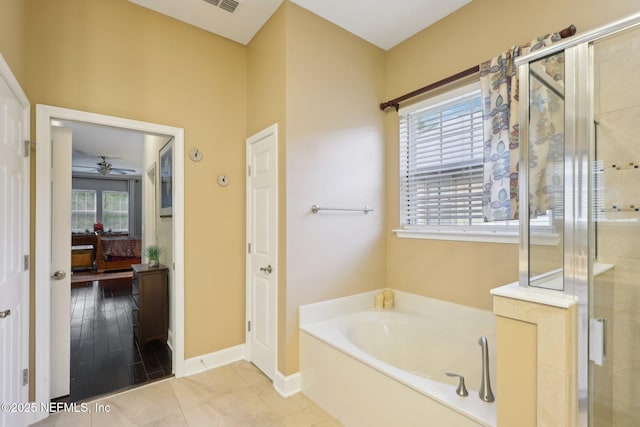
(34, 105, 185, 415)
(245, 123, 278, 380)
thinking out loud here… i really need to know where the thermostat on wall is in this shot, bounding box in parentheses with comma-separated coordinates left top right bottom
(217, 175, 230, 187)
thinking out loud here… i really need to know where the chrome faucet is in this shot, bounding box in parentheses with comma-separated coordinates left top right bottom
(478, 336, 495, 402)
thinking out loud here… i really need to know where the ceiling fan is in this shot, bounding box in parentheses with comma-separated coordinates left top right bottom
(72, 155, 137, 176)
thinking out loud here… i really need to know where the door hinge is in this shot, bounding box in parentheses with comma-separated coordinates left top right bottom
(23, 140, 31, 157)
(247, 321, 251, 332)
(23, 254, 29, 271)
(22, 368, 28, 386)
(248, 242, 251, 254)
(247, 165, 252, 177)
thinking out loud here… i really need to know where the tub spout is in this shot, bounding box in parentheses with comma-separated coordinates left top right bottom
(478, 336, 494, 402)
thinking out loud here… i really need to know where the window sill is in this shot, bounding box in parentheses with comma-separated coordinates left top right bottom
(394, 228, 560, 245)
(394, 228, 518, 244)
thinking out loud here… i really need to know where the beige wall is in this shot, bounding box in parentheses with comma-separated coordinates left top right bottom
(385, 0, 640, 311)
(246, 4, 289, 372)
(248, 2, 386, 375)
(283, 3, 386, 374)
(26, 0, 248, 359)
(0, 0, 27, 88)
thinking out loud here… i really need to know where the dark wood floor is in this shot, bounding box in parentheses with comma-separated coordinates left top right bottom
(68, 278, 172, 402)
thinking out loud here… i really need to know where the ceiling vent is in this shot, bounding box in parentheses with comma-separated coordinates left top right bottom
(203, 0, 239, 13)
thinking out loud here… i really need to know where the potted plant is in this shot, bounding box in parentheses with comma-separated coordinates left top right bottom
(144, 244, 163, 268)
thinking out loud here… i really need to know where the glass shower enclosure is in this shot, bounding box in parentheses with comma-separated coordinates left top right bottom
(517, 13, 640, 426)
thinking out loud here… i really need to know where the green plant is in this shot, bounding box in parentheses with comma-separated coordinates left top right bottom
(144, 244, 163, 261)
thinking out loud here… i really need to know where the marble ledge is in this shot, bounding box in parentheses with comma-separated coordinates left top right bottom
(491, 263, 614, 309)
(491, 281, 577, 309)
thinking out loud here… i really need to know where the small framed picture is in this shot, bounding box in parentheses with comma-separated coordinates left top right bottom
(159, 139, 173, 217)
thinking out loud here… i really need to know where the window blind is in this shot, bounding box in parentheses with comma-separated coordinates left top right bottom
(71, 189, 97, 231)
(400, 85, 484, 227)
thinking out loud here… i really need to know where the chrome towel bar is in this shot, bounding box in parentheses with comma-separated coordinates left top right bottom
(311, 204, 373, 214)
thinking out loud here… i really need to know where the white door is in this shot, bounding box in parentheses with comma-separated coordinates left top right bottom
(50, 126, 72, 399)
(246, 124, 278, 380)
(0, 57, 30, 427)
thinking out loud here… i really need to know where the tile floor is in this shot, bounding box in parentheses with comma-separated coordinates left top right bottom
(34, 361, 342, 427)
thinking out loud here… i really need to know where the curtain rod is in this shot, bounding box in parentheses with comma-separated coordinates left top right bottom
(379, 24, 577, 112)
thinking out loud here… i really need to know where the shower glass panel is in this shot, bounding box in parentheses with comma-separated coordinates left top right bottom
(589, 26, 640, 427)
(527, 52, 565, 290)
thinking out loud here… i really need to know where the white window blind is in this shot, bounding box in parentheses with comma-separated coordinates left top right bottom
(71, 189, 97, 232)
(102, 191, 129, 232)
(400, 83, 484, 227)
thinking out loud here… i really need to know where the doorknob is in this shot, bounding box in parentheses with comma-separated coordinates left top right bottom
(0, 309, 11, 319)
(259, 265, 273, 274)
(51, 270, 66, 280)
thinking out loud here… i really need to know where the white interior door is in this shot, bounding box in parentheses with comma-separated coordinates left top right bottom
(0, 56, 30, 427)
(246, 124, 278, 380)
(50, 126, 72, 399)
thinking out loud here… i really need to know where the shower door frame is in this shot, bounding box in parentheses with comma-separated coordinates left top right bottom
(516, 12, 640, 427)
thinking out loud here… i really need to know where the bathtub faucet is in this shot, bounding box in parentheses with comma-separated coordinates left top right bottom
(478, 336, 494, 402)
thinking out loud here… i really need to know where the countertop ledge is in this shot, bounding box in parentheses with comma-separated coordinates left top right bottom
(491, 263, 614, 309)
(491, 282, 577, 308)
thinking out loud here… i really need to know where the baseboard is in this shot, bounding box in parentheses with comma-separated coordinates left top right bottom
(274, 370, 301, 397)
(183, 344, 246, 377)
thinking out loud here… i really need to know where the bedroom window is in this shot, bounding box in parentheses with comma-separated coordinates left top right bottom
(102, 191, 129, 232)
(71, 190, 97, 232)
(399, 83, 484, 227)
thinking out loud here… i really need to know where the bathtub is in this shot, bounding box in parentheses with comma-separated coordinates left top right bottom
(299, 290, 496, 427)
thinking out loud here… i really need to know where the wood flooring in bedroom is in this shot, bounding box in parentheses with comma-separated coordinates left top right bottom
(63, 277, 172, 403)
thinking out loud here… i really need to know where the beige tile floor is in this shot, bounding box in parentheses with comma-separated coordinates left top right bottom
(33, 361, 342, 426)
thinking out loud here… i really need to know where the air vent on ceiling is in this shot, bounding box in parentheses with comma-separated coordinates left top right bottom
(203, 0, 239, 13)
(220, 0, 239, 13)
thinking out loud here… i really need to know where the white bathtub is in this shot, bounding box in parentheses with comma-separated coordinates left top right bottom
(299, 290, 496, 427)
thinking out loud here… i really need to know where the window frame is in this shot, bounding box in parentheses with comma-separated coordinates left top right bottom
(394, 82, 556, 244)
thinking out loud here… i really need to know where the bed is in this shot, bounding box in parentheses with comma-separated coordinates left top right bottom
(95, 234, 142, 273)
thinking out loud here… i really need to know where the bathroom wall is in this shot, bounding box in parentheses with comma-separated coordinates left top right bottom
(0, 0, 27, 87)
(385, 0, 640, 311)
(248, 2, 386, 376)
(26, 0, 248, 359)
(283, 3, 386, 375)
(246, 4, 288, 373)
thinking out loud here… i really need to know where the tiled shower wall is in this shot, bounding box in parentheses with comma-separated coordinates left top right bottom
(592, 28, 640, 426)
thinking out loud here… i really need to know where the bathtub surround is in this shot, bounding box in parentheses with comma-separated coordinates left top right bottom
(491, 283, 578, 427)
(300, 290, 497, 427)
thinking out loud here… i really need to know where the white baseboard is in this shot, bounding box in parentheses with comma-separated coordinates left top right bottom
(183, 344, 246, 377)
(274, 370, 301, 397)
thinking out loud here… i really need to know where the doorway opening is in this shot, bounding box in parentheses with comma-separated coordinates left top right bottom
(51, 121, 172, 402)
(34, 105, 185, 416)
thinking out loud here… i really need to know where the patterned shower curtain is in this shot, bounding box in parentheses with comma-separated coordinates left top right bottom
(480, 33, 562, 222)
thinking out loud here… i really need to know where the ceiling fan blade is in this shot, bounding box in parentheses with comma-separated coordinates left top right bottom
(72, 165, 99, 169)
(112, 167, 137, 173)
